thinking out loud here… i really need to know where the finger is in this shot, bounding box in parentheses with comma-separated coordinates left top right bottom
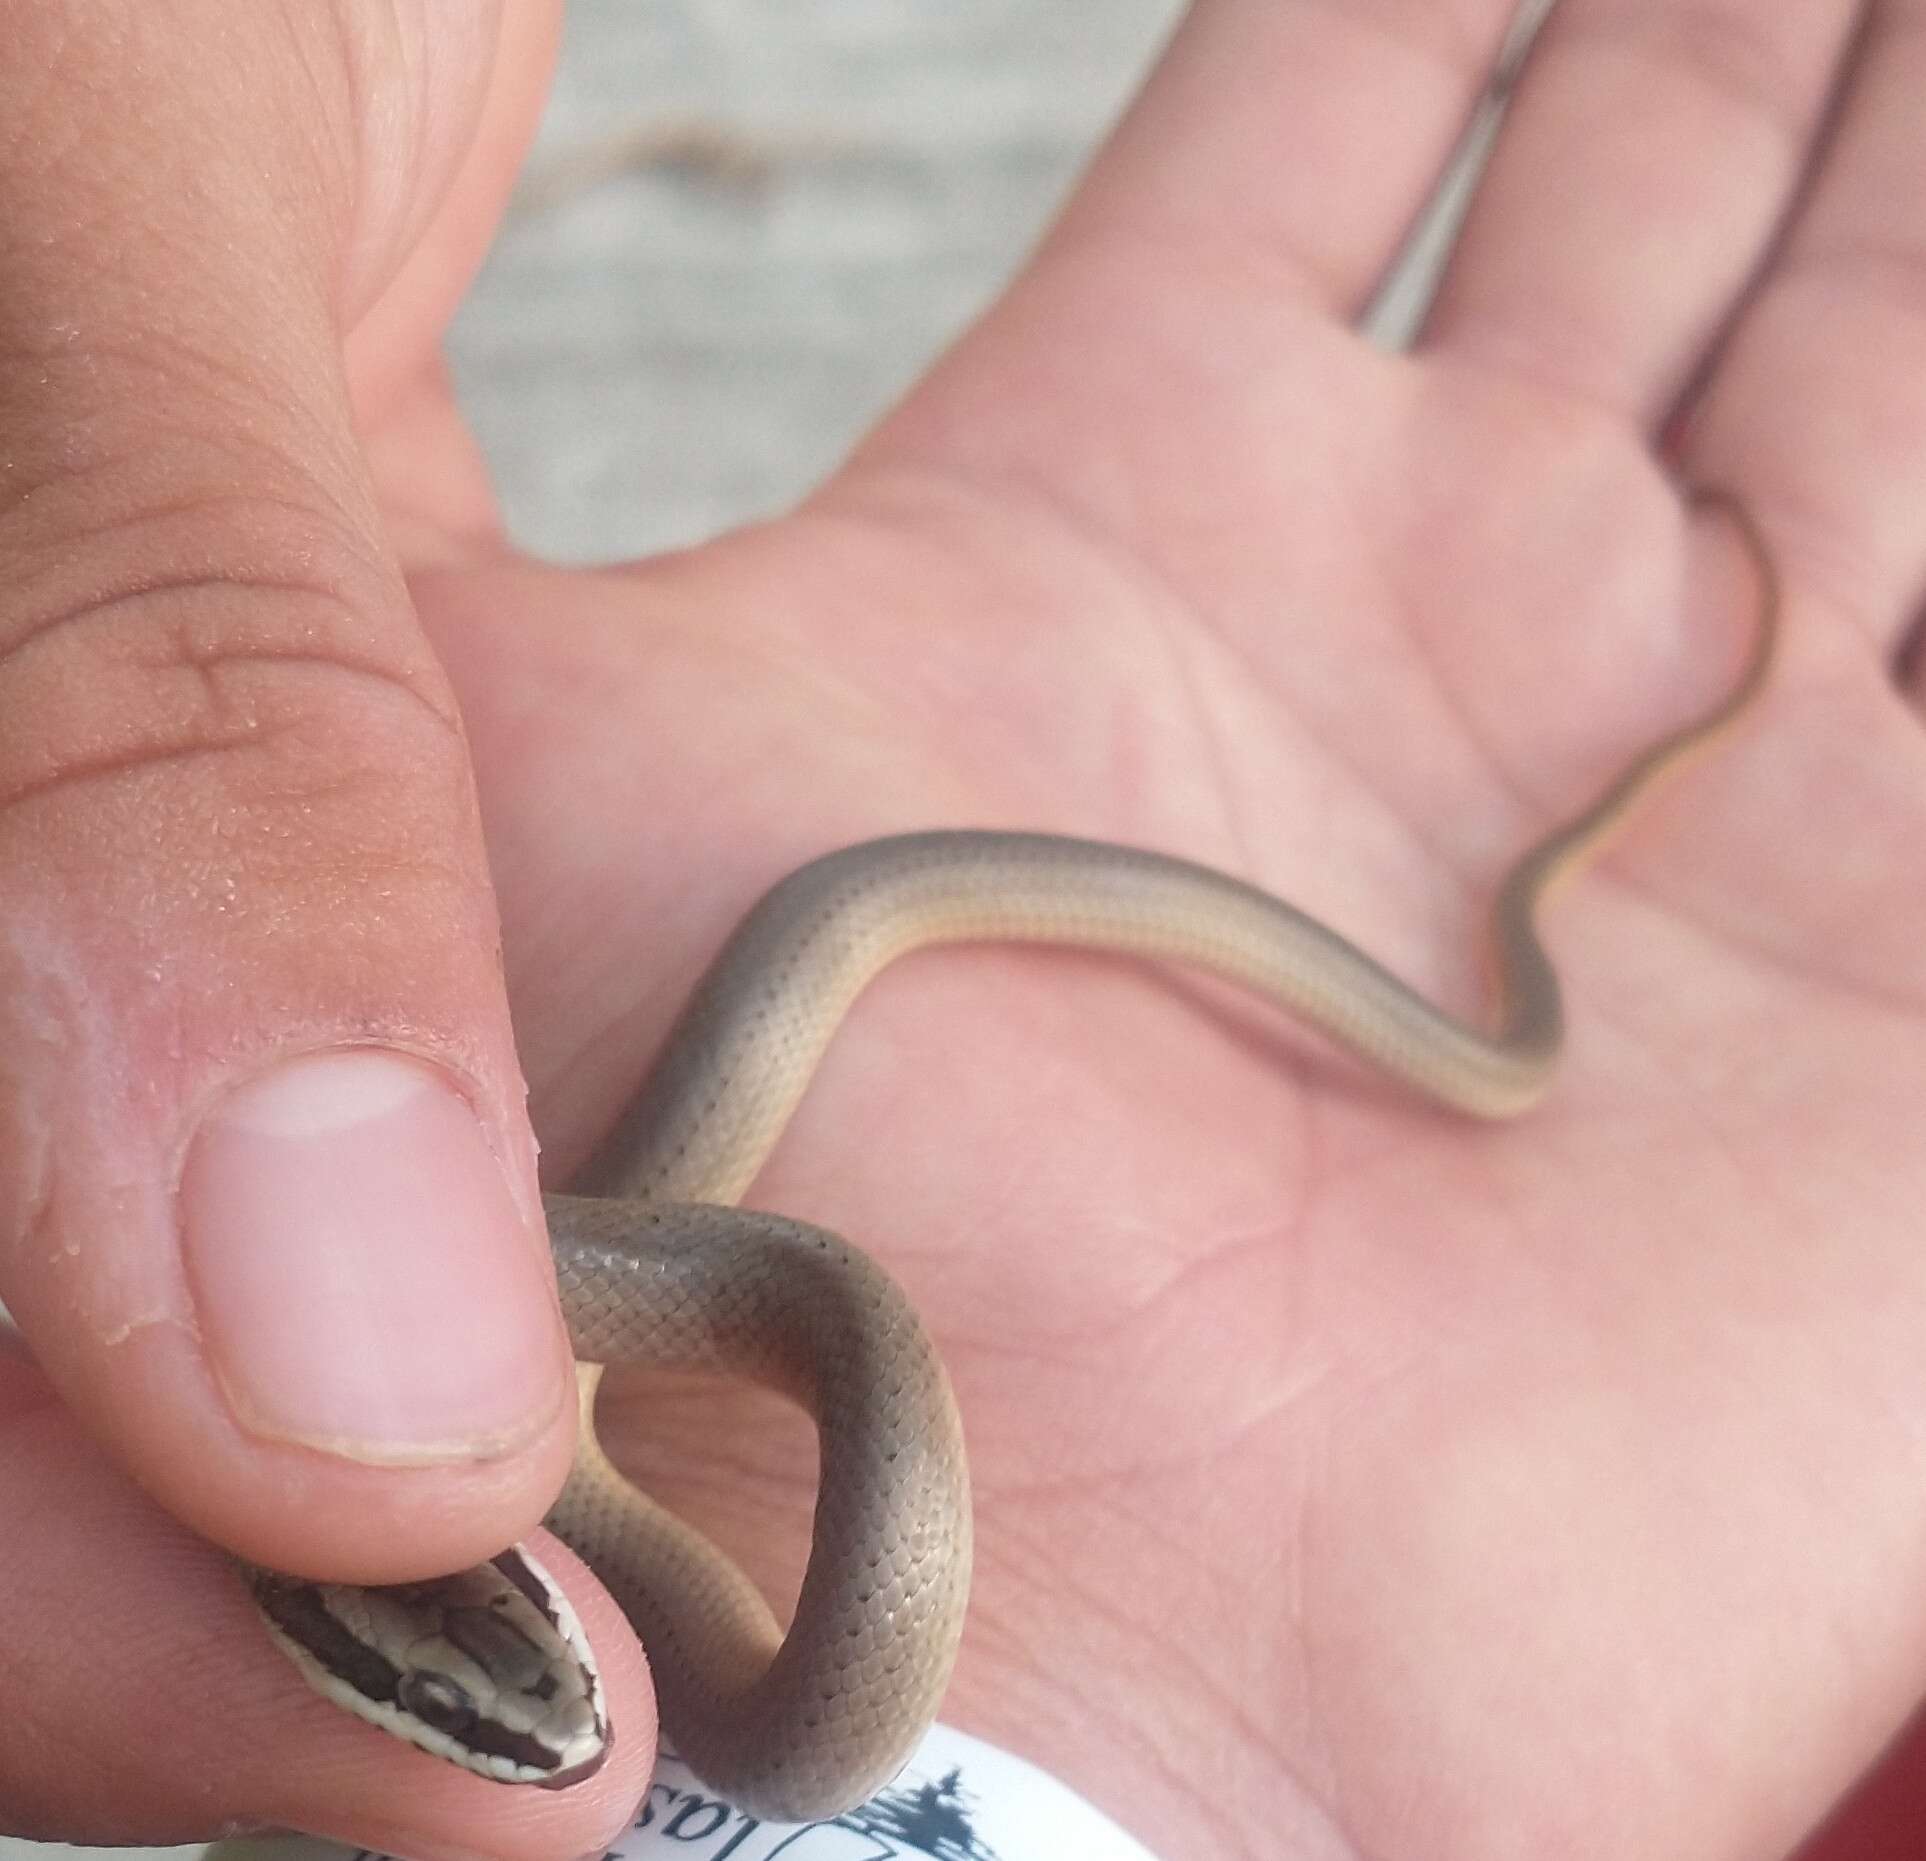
(345, 0, 565, 424)
(1038, 0, 1524, 314)
(1799, 1710, 1926, 1859)
(0, 1358, 651, 1854)
(1674, 0, 1926, 655)
(1422, 0, 1857, 421)
(352, 0, 563, 561)
(0, 2, 576, 1594)
(846, 1, 1528, 564)
(363, 354, 508, 566)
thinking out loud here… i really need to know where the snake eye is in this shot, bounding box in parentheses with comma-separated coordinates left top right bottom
(397, 1671, 479, 1739)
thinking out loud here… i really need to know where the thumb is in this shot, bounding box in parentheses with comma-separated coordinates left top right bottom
(0, 1, 577, 1586)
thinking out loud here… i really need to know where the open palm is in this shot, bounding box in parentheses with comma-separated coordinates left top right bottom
(382, 10, 1926, 1859)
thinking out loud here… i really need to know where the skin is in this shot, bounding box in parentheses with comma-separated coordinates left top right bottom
(0, 1, 1924, 1858)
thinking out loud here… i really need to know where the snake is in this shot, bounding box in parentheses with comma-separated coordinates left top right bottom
(248, 491, 1778, 1824)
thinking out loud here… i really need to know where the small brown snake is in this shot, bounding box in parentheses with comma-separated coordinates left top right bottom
(250, 490, 1778, 1823)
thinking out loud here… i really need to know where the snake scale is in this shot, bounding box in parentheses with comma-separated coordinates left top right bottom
(249, 492, 1778, 1824)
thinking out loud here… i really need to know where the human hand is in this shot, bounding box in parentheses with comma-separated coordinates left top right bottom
(0, 4, 647, 1856)
(523, 4, 1921, 1857)
(7, 3, 1925, 1861)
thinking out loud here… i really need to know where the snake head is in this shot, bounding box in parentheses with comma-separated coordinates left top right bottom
(250, 1544, 609, 1788)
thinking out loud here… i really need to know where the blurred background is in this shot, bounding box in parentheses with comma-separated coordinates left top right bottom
(451, 0, 1186, 563)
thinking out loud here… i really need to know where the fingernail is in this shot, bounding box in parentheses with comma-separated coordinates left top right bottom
(181, 1048, 568, 1463)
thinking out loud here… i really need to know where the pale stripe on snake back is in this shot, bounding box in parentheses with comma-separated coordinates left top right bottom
(249, 490, 1777, 1822)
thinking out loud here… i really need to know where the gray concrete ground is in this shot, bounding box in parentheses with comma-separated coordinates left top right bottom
(452, 0, 1185, 563)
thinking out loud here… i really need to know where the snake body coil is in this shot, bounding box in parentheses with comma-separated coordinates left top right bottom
(251, 494, 1777, 1822)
